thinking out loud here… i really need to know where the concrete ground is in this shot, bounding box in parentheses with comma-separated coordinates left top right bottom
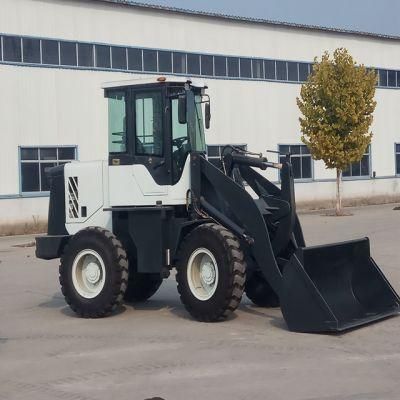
(0, 203, 399, 400)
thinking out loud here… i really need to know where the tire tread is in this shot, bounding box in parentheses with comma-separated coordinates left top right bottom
(59, 227, 128, 318)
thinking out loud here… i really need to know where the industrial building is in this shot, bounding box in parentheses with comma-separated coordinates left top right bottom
(1, 0, 400, 230)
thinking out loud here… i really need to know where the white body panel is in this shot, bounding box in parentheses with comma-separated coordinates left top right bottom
(109, 156, 191, 206)
(63, 155, 191, 233)
(64, 161, 112, 235)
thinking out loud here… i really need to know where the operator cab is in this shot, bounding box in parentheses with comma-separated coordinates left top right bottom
(103, 77, 210, 185)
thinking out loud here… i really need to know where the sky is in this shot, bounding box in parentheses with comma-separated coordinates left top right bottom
(134, 0, 400, 37)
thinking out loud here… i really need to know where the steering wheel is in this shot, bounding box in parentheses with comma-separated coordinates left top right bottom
(172, 136, 188, 149)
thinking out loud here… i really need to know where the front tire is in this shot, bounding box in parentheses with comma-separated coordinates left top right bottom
(176, 223, 246, 322)
(59, 227, 128, 318)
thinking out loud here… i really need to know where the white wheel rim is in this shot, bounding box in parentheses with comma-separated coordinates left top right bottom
(72, 249, 106, 299)
(187, 248, 219, 301)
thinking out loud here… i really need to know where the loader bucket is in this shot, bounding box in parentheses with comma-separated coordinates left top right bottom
(280, 238, 400, 333)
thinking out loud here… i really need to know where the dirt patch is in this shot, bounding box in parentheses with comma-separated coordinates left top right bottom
(12, 241, 36, 248)
(0, 221, 47, 237)
(320, 211, 354, 217)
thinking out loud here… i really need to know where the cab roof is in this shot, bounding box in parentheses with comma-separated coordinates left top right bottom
(102, 76, 207, 89)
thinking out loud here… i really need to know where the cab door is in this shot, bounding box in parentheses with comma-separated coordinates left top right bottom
(131, 87, 171, 186)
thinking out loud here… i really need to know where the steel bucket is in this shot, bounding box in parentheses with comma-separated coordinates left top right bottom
(280, 238, 400, 332)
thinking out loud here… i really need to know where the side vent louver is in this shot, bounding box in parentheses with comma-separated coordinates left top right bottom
(68, 177, 79, 218)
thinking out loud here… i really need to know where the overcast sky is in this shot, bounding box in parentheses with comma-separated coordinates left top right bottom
(137, 0, 400, 37)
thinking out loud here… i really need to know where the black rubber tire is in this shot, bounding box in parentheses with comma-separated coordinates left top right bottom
(245, 271, 280, 308)
(176, 223, 246, 322)
(59, 227, 128, 318)
(124, 269, 162, 303)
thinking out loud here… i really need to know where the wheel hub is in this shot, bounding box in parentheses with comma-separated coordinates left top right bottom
(187, 248, 219, 301)
(72, 250, 106, 299)
(84, 261, 101, 284)
(200, 261, 216, 285)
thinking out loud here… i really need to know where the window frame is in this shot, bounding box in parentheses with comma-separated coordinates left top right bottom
(3, 35, 22, 63)
(19, 145, 77, 195)
(95, 44, 111, 69)
(60, 41, 77, 66)
(111, 46, 127, 70)
(22, 37, 41, 64)
(41, 39, 60, 65)
(342, 145, 371, 180)
(278, 144, 314, 182)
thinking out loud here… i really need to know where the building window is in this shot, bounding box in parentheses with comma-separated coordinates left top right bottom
(78, 43, 93, 67)
(276, 61, 288, 81)
(128, 48, 142, 71)
(342, 146, 370, 178)
(60, 41, 77, 66)
(95, 45, 111, 69)
(111, 46, 127, 70)
(239, 58, 251, 78)
(264, 60, 276, 80)
(214, 56, 227, 77)
(187, 54, 200, 75)
(207, 144, 247, 169)
(201, 55, 213, 76)
(279, 144, 312, 180)
(3, 36, 22, 62)
(143, 49, 157, 72)
(20, 147, 77, 193)
(252, 59, 264, 79)
(42, 40, 59, 65)
(298, 62, 310, 82)
(379, 69, 388, 87)
(388, 70, 396, 87)
(173, 52, 186, 74)
(3, 33, 400, 89)
(158, 51, 172, 73)
(288, 62, 298, 81)
(396, 144, 400, 175)
(22, 38, 40, 64)
(227, 57, 239, 78)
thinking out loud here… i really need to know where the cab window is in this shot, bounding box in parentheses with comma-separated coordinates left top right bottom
(135, 91, 163, 156)
(108, 91, 126, 153)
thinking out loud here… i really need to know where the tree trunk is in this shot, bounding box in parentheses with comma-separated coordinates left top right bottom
(336, 169, 343, 216)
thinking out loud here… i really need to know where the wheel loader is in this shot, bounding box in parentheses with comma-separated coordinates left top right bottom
(36, 77, 399, 332)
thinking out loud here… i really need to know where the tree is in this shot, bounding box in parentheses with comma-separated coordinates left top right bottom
(297, 48, 377, 215)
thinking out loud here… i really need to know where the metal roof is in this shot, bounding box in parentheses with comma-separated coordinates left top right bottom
(95, 0, 400, 41)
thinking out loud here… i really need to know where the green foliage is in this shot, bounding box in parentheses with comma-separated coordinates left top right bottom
(297, 48, 377, 170)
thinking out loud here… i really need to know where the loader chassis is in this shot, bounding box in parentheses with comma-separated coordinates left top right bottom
(36, 78, 399, 332)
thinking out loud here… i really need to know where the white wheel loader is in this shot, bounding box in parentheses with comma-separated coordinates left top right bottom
(36, 77, 399, 332)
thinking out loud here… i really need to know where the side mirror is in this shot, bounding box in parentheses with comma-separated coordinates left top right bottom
(205, 102, 211, 129)
(178, 94, 187, 124)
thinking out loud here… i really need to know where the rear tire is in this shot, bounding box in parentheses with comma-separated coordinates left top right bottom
(59, 227, 128, 318)
(176, 223, 246, 322)
(245, 271, 280, 308)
